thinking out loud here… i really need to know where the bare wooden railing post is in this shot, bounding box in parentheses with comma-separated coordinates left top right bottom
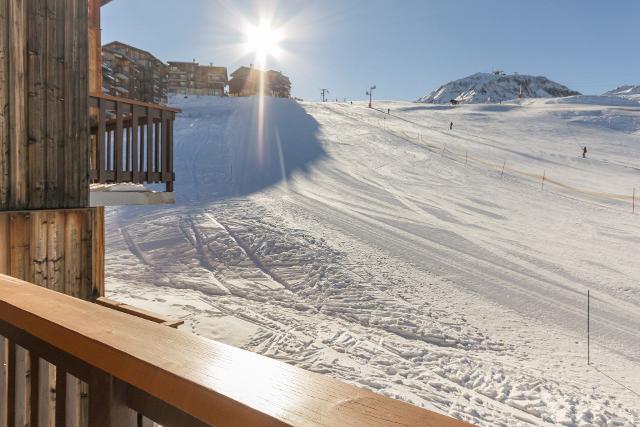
(29, 352, 39, 427)
(114, 101, 124, 184)
(7, 342, 15, 427)
(166, 113, 174, 192)
(97, 98, 106, 184)
(88, 369, 136, 427)
(54, 368, 66, 427)
(146, 108, 153, 184)
(0, 337, 6, 427)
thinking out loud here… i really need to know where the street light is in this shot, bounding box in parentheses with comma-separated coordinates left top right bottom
(321, 88, 329, 102)
(366, 85, 376, 108)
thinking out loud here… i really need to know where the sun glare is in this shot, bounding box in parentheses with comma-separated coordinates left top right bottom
(245, 20, 284, 68)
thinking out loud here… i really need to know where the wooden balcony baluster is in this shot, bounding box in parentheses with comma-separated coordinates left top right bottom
(89, 94, 180, 192)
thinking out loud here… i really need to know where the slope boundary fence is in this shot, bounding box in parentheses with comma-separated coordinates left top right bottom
(369, 107, 637, 210)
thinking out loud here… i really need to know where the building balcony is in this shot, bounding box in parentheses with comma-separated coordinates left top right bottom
(89, 93, 181, 206)
(0, 274, 470, 427)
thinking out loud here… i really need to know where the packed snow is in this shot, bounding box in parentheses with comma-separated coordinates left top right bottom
(418, 72, 580, 104)
(106, 95, 640, 426)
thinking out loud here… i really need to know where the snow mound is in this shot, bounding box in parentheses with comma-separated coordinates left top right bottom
(603, 85, 640, 100)
(418, 72, 580, 104)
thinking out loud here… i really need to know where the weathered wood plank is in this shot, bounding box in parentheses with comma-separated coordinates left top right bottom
(0, 214, 9, 275)
(74, 0, 89, 208)
(46, 210, 65, 294)
(26, 0, 47, 209)
(8, 0, 28, 209)
(63, 211, 82, 298)
(45, 0, 64, 209)
(91, 207, 103, 299)
(30, 211, 49, 288)
(9, 213, 30, 280)
(0, 0, 10, 209)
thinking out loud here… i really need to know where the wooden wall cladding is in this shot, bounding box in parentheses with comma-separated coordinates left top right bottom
(0, 208, 103, 300)
(0, 0, 90, 211)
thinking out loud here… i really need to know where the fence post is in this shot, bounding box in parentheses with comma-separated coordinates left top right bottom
(541, 170, 546, 190)
(501, 160, 506, 178)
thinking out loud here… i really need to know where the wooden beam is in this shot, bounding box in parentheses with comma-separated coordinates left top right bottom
(0, 275, 471, 427)
(95, 297, 184, 328)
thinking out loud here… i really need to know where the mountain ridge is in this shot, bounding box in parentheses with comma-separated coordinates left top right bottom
(418, 72, 580, 104)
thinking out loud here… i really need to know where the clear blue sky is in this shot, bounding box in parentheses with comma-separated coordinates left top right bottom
(102, 0, 640, 102)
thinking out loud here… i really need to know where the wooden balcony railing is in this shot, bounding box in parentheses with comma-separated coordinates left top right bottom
(89, 94, 181, 192)
(0, 274, 471, 427)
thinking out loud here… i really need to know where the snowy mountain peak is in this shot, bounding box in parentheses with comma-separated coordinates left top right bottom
(603, 85, 640, 100)
(418, 72, 580, 104)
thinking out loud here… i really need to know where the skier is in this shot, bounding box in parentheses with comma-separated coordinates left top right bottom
(450, 121, 454, 131)
(387, 108, 390, 114)
(582, 146, 587, 158)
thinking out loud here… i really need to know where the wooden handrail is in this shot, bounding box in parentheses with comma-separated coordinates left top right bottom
(90, 92, 182, 113)
(0, 274, 471, 426)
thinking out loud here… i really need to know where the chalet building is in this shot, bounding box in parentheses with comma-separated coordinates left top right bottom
(266, 70, 292, 98)
(102, 41, 168, 104)
(0, 0, 466, 425)
(102, 46, 141, 99)
(167, 61, 228, 96)
(229, 66, 291, 98)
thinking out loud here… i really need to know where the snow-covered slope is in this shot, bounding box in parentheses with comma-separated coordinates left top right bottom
(106, 96, 640, 426)
(603, 85, 640, 101)
(418, 72, 580, 104)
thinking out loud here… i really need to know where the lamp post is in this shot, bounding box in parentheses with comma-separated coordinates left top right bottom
(321, 88, 329, 102)
(366, 85, 376, 108)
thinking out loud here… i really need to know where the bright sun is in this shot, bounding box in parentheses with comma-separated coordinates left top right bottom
(245, 20, 284, 68)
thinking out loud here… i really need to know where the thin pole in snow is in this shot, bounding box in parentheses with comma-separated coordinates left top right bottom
(501, 160, 506, 178)
(541, 170, 546, 190)
(587, 289, 590, 365)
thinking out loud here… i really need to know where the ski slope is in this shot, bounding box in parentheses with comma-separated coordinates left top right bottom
(105, 95, 640, 426)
